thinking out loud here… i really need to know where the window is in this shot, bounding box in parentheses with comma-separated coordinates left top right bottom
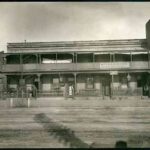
(132, 52, 148, 61)
(52, 78, 60, 90)
(115, 52, 131, 62)
(86, 77, 94, 89)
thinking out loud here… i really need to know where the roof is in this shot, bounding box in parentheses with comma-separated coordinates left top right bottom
(7, 39, 148, 54)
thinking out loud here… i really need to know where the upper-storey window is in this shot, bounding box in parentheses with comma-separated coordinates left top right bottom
(94, 52, 110, 62)
(6, 55, 20, 64)
(23, 54, 37, 64)
(57, 53, 73, 63)
(42, 54, 56, 63)
(77, 53, 93, 63)
(132, 51, 148, 61)
(114, 52, 131, 62)
(41, 53, 73, 63)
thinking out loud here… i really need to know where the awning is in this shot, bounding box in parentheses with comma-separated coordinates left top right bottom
(77, 52, 93, 54)
(94, 52, 110, 55)
(131, 52, 148, 54)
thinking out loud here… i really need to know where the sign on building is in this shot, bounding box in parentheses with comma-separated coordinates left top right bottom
(100, 62, 130, 69)
(110, 71, 118, 75)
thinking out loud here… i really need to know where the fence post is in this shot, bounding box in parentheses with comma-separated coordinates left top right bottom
(10, 98, 13, 108)
(27, 97, 30, 108)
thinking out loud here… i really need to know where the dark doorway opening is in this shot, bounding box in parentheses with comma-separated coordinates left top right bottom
(102, 76, 111, 97)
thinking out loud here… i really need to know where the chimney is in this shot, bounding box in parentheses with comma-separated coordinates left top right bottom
(146, 20, 150, 48)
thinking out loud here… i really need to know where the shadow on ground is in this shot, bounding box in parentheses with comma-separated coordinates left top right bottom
(34, 113, 90, 148)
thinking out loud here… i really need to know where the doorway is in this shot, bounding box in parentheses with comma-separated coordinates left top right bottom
(102, 77, 111, 97)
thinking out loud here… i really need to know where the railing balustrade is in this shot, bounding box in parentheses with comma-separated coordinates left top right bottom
(2, 61, 149, 72)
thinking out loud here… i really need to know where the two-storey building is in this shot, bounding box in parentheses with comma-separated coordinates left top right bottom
(1, 20, 150, 99)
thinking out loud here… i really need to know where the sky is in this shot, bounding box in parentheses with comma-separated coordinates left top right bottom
(0, 2, 150, 51)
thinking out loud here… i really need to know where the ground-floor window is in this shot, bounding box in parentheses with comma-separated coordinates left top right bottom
(86, 77, 94, 89)
(52, 78, 60, 90)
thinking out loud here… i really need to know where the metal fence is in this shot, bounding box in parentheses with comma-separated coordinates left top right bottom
(0, 87, 143, 99)
(112, 87, 143, 97)
(77, 88, 143, 97)
(77, 89, 101, 97)
(38, 90, 64, 97)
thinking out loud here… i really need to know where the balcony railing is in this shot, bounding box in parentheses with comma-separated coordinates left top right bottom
(2, 61, 149, 73)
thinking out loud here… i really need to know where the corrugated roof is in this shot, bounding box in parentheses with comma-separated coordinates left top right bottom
(7, 39, 148, 53)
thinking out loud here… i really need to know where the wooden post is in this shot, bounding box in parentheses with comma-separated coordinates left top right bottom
(93, 53, 95, 62)
(3, 56, 6, 65)
(56, 53, 57, 63)
(20, 54, 23, 79)
(72, 53, 74, 63)
(20, 54, 23, 64)
(39, 54, 41, 64)
(113, 53, 115, 62)
(148, 51, 150, 69)
(64, 83, 67, 100)
(110, 53, 112, 62)
(21, 89, 23, 99)
(37, 74, 41, 93)
(130, 52, 132, 62)
(27, 98, 30, 108)
(10, 98, 13, 108)
(76, 53, 77, 63)
(130, 52, 132, 69)
(111, 75, 114, 99)
(36, 54, 38, 64)
(74, 73, 77, 95)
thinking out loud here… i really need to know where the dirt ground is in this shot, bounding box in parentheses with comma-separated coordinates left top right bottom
(0, 97, 150, 148)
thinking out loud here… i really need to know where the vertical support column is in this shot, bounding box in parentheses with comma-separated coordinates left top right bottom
(111, 74, 114, 99)
(3, 75, 7, 91)
(3, 55, 6, 65)
(148, 51, 150, 69)
(37, 74, 41, 93)
(130, 52, 132, 67)
(74, 73, 77, 95)
(76, 53, 78, 63)
(110, 53, 113, 62)
(75, 53, 77, 72)
(113, 53, 115, 62)
(20, 54, 23, 79)
(148, 73, 150, 98)
(36, 54, 38, 64)
(72, 53, 74, 63)
(20, 54, 23, 64)
(10, 97, 13, 108)
(39, 54, 42, 64)
(27, 97, 30, 108)
(93, 53, 95, 62)
(56, 53, 58, 63)
(3, 75, 7, 99)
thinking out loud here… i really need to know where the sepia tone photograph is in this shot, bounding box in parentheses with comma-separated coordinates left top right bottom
(0, 1, 150, 148)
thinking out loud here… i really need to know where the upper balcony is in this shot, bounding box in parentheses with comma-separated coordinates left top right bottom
(2, 51, 150, 73)
(2, 61, 149, 73)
